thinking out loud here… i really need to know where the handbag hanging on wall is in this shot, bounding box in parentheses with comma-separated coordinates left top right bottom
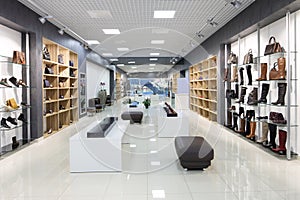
(269, 62, 279, 80)
(43, 47, 51, 60)
(243, 49, 253, 64)
(12, 51, 26, 64)
(227, 52, 237, 64)
(264, 36, 283, 55)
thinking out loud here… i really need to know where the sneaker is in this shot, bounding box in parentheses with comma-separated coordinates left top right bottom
(0, 78, 12, 87)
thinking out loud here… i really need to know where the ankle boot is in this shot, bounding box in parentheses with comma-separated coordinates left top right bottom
(257, 122, 269, 143)
(226, 111, 232, 127)
(271, 83, 287, 106)
(232, 112, 238, 131)
(239, 67, 244, 85)
(246, 65, 252, 85)
(223, 68, 228, 82)
(246, 121, 256, 139)
(277, 57, 286, 80)
(230, 66, 238, 82)
(247, 88, 258, 105)
(258, 83, 270, 104)
(236, 87, 247, 103)
(256, 63, 268, 81)
(237, 118, 246, 134)
(239, 107, 245, 118)
(12, 136, 19, 149)
(1, 118, 10, 128)
(268, 123, 277, 149)
(272, 130, 287, 155)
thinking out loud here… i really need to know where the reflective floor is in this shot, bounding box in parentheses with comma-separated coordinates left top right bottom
(0, 100, 300, 200)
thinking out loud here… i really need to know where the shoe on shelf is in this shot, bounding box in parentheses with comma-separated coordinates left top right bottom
(45, 128, 52, 134)
(21, 102, 30, 107)
(9, 76, 19, 87)
(1, 118, 11, 128)
(59, 95, 64, 99)
(7, 116, 18, 125)
(18, 79, 28, 87)
(59, 105, 65, 110)
(0, 78, 12, 87)
(12, 136, 19, 149)
(18, 113, 27, 123)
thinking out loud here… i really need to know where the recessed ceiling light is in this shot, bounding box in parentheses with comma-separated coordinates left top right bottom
(130, 144, 136, 148)
(102, 29, 120, 34)
(86, 40, 100, 45)
(131, 66, 137, 69)
(149, 64, 156, 67)
(152, 190, 166, 198)
(149, 67, 155, 70)
(149, 58, 158, 61)
(150, 53, 160, 56)
(117, 64, 124, 67)
(150, 150, 157, 154)
(154, 10, 176, 18)
(151, 161, 161, 166)
(151, 40, 165, 44)
(150, 138, 157, 142)
(128, 61, 135, 64)
(102, 53, 113, 56)
(117, 47, 129, 51)
(110, 58, 118, 62)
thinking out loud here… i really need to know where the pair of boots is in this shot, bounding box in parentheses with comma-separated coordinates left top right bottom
(237, 65, 252, 85)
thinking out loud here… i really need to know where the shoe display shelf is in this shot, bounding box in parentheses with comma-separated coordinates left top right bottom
(172, 72, 180, 94)
(223, 12, 297, 160)
(189, 56, 217, 121)
(42, 38, 78, 138)
(0, 55, 31, 156)
(115, 72, 122, 100)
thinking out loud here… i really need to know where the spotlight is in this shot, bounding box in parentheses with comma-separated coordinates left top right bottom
(207, 18, 218, 27)
(84, 44, 89, 50)
(196, 32, 205, 38)
(231, 0, 242, 8)
(38, 15, 53, 24)
(58, 28, 64, 35)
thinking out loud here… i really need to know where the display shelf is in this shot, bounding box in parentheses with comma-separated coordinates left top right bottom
(42, 38, 78, 138)
(172, 72, 180, 94)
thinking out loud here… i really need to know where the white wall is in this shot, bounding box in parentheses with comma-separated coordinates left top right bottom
(0, 24, 21, 57)
(86, 61, 110, 100)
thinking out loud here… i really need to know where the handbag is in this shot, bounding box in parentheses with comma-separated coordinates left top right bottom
(269, 112, 287, 124)
(264, 36, 283, 56)
(243, 49, 253, 64)
(227, 52, 237, 64)
(43, 79, 50, 88)
(43, 47, 51, 60)
(269, 62, 279, 80)
(44, 65, 54, 74)
(226, 89, 235, 99)
(6, 98, 19, 109)
(69, 60, 74, 66)
(12, 51, 26, 64)
(58, 54, 64, 64)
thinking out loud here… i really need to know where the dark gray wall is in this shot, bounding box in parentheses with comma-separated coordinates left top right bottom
(0, 0, 109, 139)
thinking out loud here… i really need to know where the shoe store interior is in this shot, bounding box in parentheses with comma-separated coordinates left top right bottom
(1, 0, 300, 199)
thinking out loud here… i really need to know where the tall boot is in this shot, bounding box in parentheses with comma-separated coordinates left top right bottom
(272, 130, 287, 155)
(257, 122, 269, 143)
(236, 87, 247, 103)
(257, 83, 270, 104)
(246, 65, 252, 85)
(256, 63, 268, 81)
(268, 123, 277, 149)
(12, 136, 19, 149)
(238, 107, 244, 118)
(277, 57, 286, 80)
(237, 118, 246, 134)
(230, 66, 238, 82)
(226, 111, 232, 127)
(223, 68, 228, 82)
(246, 121, 256, 139)
(271, 83, 287, 106)
(239, 67, 244, 85)
(234, 83, 239, 99)
(232, 112, 238, 131)
(247, 87, 258, 105)
(244, 110, 251, 137)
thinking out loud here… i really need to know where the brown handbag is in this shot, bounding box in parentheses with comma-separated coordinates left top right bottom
(264, 36, 282, 56)
(12, 51, 26, 64)
(269, 112, 287, 124)
(6, 98, 19, 109)
(243, 49, 253, 64)
(269, 62, 279, 80)
(227, 52, 237, 64)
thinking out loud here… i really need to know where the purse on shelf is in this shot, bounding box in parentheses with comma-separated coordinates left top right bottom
(227, 52, 237, 64)
(243, 49, 253, 64)
(6, 98, 19, 109)
(69, 60, 74, 66)
(264, 36, 283, 56)
(58, 54, 64, 64)
(44, 65, 54, 74)
(43, 47, 51, 60)
(43, 79, 50, 88)
(226, 89, 235, 99)
(269, 62, 279, 80)
(269, 112, 287, 124)
(12, 51, 26, 64)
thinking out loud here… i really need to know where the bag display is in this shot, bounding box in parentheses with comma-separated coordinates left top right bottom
(43, 79, 50, 88)
(269, 62, 279, 80)
(243, 49, 253, 64)
(12, 51, 26, 64)
(227, 52, 237, 64)
(43, 47, 51, 60)
(226, 89, 235, 99)
(6, 98, 19, 109)
(44, 65, 54, 74)
(264, 36, 283, 55)
(269, 112, 287, 124)
(58, 54, 64, 64)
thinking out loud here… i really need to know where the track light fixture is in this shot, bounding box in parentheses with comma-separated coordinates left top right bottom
(38, 15, 53, 24)
(196, 32, 205, 38)
(58, 28, 66, 35)
(207, 18, 218, 27)
(230, 0, 242, 8)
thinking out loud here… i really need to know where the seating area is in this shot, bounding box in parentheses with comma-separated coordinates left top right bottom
(121, 111, 143, 124)
(163, 102, 178, 117)
(87, 117, 118, 138)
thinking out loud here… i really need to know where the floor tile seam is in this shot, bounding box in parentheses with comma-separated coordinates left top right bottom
(182, 171, 201, 200)
(57, 174, 78, 199)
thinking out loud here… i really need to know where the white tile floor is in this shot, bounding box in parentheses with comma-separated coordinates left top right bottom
(0, 100, 300, 200)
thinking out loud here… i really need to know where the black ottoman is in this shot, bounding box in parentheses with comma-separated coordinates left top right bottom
(121, 111, 143, 124)
(175, 136, 214, 170)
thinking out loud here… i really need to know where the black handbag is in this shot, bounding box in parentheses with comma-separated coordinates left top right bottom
(58, 54, 64, 64)
(44, 65, 53, 74)
(43, 47, 50, 60)
(243, 49, 253, 64)
(43, 79, 50, 88)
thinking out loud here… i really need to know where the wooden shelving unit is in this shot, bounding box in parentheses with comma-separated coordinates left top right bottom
(115, 72, 121, 100)
(189, 56, 217, 121)
(172, 72, 180, 94)
(42, 38, 78, 137)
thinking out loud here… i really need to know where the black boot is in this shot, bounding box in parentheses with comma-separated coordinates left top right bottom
(236, 87, 247, 103)
(232, 112, 238, 131)
(12, 136, 19, 149)
(271, 83, 287, 106)
(1, 118, 10, 128)
(246, 65, 252, 85)
(258, 83, 270, 104)
(18, 113, 27, 123)
(239, 67, 244, 85)
(226, 111, 232, 127)
(247, 88, 258, 105)
(234, 83, 239, 99)
(239, 107, 245, 118)
(268, 123, 277, 149)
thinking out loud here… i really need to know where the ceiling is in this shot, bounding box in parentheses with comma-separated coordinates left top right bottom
(19, 0, 255, 72)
